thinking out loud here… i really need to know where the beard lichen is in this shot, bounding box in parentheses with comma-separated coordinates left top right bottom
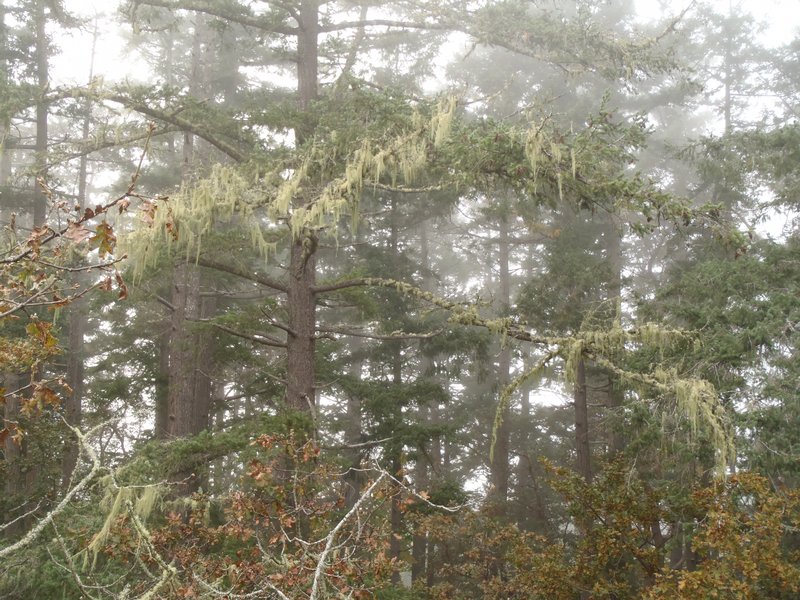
(82, 480, 162, 571)
(126, 97, 459, 278)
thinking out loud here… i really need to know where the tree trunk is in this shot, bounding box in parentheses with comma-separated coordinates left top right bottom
(154, 319, 170, 440)
(166, 263, 215, 493)
(489, 214, 511, 511)
(412, 219, 434, 587)
(284, 0, 320, 419)
(286, 236, 317, 414)
(604, 219, 625, 457)
(575, 357, 592, 482)
(61, 26, 97, 486)
(2, 375, 28, 536)
(32, 0, 47, 226)
(3, 1, 49, 534)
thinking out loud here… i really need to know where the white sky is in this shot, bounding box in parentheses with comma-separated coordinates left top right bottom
(52, 0, 800, 87)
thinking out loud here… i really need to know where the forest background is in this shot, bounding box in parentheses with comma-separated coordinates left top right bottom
(1, 0, 800, 598)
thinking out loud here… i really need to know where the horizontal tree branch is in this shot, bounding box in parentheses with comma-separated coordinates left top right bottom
(212, 323, 288, 348)
(317, 325, 442, 341)
(197, 257, 289, 293)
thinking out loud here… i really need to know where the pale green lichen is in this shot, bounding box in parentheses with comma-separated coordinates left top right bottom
(125, 96, 459, 280)
(83, 480, 163, 571)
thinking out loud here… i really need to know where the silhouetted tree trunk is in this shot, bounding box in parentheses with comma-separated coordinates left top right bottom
(575, 357, 592, 482)
(61, 22, 98, 487)
(3, 0, 49, 533)
(604, 220, 626, 457)
(489, 213, 511, 512)
(166, 263, 216, 492)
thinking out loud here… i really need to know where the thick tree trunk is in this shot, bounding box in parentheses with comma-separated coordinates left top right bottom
(154, 320, 171, 440)
(61, 301, 85, 487)
(286, 236, 317, 414)
(166, 263, 215, 493)
(284, 0, 320, 418)
(32, 0, 47, 226)
(297, 0, 319, 114)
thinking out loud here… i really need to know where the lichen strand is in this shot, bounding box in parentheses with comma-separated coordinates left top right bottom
(490, 352, 555, 463)
(430, 96, 457, 147)
(83, 480, 162, 570)
(361, 277, 732, 473)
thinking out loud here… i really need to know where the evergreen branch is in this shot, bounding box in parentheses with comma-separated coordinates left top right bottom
(318, 19, 452, 33)
(45, 126, 180, 169)
(322, 437, 394, 451)
(102, 93, 245, 162)
(48, 524, 104, 600)
(311, 277, 371, 294)
(370, 182, 447, 193)
(32, 87, 245, 162)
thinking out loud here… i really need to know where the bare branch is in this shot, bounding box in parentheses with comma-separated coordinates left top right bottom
(310, 471, 388, 600)
(317, 325, 442, 341)
(129, 0, 298, 34)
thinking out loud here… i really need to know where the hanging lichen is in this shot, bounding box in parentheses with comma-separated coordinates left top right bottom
(490, 351, 556, 464)
(125, 96, 459, 279)
(430, 96, 457, 148)
(82, 480, 163, 571)
(124, 163, 274, 283)
(525, 125, 545, 183)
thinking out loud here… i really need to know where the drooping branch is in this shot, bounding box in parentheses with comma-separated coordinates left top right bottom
(31, 88, 246, 162)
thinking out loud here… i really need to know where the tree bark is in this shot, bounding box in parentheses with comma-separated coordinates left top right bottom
(286, 235, 317, 414)
(32, 0, 48, 226)
(154, 318, 170, 440)
(284, 0, 320, 418)
(3, 1, 49, 534)
(605, 221, 626, 457)
(575, 357, 592, 482)
(166, 262, 215, 493)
